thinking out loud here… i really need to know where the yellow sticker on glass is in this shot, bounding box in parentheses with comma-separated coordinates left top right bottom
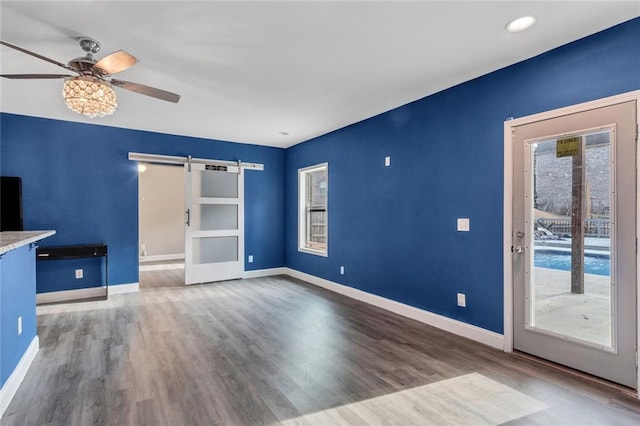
(556, 137, 580, 157)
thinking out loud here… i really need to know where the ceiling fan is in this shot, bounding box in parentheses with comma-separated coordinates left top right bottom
(0, 37, 181, 117)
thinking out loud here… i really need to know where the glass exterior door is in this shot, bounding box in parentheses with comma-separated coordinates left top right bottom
(512, 101, 637, 388)
(184, 163, 243, 284)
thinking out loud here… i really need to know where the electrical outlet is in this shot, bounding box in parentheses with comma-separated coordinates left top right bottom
(384, 156, 391, 167)
(75, 269, 83, 279)
(340, 266, 345, 275)
(18, 316, 22, 335)
(457, 293, 466, 307)
(248, 255, 254, 263)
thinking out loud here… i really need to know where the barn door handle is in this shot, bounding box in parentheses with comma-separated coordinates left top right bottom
(186, 208, 191, 227)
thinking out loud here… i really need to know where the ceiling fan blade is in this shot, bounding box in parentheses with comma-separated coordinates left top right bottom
(111, 79, 180, 103)
(1, 73, 73, 79)
(0, 40, 74, 71)
(93, 50, 138, 75)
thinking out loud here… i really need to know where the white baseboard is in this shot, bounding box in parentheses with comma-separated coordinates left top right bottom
(0, 336, 39, 419)
(140, 263, 184, 271)
(36, 287, 106, 305)
(140, 254, 184, 263)
(36, 283, 139, 304)
(243, 267, 287, 279)
(283, 268, 504, 350)
(109, 282, 139, 295)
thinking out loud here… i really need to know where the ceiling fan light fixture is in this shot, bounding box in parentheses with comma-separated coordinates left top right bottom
(63, 76, 118, 118)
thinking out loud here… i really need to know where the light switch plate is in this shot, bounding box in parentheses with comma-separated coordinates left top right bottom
(75, 269, 83, 279)
(457, 218, 470, 232)
(248, 255, 254, 263)
(457, 293, 466, 307)
(384, 156, 391, 167)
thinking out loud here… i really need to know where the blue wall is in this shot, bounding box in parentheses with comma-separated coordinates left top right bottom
(1, 116, 286, 291)
(36, 257, 105, 293)
(1, 245, 38, 387)
(285, 18, 640, 333)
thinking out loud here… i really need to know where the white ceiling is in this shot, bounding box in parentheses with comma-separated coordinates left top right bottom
(1, 1, 638, 148)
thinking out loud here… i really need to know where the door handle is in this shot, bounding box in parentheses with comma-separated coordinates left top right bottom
(185, 208, 191, 227)
(512, 245, 524, 254)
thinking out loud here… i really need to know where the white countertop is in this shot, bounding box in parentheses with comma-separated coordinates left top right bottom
(0, 231, 56, 255)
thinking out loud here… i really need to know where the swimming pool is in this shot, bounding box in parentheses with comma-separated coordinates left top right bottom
(534, 251, 610, 276)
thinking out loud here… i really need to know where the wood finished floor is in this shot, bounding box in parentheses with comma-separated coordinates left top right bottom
(3, 269, 640, 425)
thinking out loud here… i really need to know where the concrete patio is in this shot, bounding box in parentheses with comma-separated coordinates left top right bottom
(532, 267, 611, 347)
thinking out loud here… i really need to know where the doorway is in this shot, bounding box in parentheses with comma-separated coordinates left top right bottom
(133, 153, 258, 287)
(138, 162, 186, 288)
(506, 96, 638, 388)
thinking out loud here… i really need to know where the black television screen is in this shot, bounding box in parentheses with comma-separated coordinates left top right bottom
(1, 176, 24, 231)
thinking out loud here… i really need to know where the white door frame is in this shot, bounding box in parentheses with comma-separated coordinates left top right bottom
(503, 90, 640, 388)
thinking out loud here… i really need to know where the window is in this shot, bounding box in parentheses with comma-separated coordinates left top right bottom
(298, 163, 328, 256)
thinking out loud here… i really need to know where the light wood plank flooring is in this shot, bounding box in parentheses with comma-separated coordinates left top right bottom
(3, 270, 640, 425)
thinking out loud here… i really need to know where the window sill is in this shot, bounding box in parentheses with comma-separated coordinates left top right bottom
(298, 247, 328, 257)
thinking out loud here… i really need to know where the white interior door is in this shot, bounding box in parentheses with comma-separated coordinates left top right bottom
(512, 101, 637, 388)
(184, 162, 244, 284)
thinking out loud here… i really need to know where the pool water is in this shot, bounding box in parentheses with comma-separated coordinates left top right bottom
(534, 251, 610, 276)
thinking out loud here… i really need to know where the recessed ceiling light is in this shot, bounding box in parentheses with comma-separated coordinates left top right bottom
(278, 131, 290, 136)
(506, 16, 536, 33)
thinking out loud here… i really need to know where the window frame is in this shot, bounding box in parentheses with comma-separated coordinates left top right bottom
(298, 163, 328, 256)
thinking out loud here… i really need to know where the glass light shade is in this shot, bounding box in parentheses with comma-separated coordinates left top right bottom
(63, 77, 118, 118)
